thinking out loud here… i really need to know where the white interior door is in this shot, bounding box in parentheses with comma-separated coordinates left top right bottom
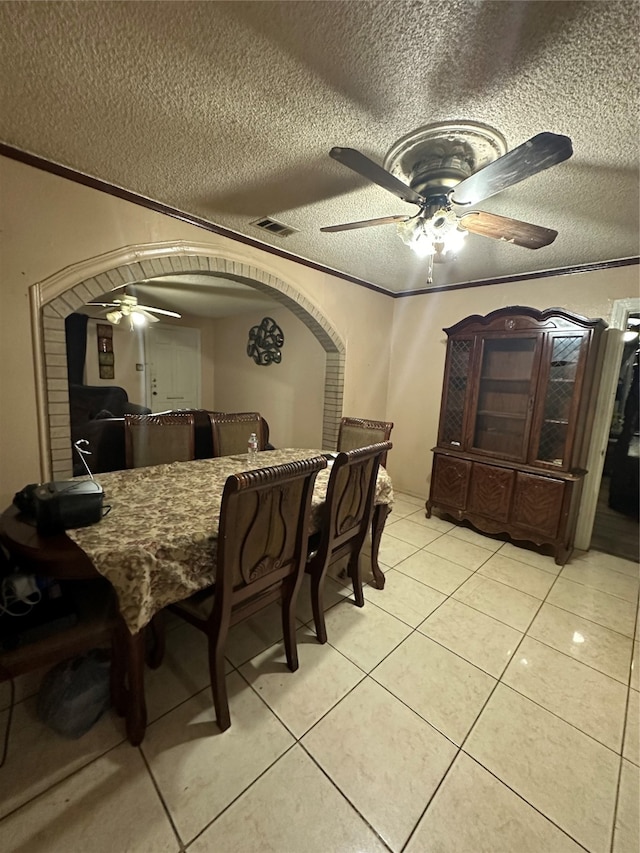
(145, 325, 201, 412)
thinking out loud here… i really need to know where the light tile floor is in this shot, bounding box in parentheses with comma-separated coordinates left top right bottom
(0, 490, 638, 852)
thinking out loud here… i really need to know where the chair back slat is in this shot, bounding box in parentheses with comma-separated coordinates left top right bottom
(217, 456, 327, 598)
(322, 442, 392, 560)
(209, 412, 267, 457)
(124, 413, 195, 468)
(337, 417, 394, 466)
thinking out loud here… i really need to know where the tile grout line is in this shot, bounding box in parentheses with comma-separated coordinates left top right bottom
(399, 569, 554, 851)
(298, 742, 396, 853)
(462, 752, 593, 853)
(224, 658, 404, 850)
(552, 573, 640, 605)
(521, 631, 634, 687)
(406, 569, 592, 851)
(608, 589, 640, 853)
(138, 744, 186, 852)
(459, 566, 630, 852)
(528, 597, 638, 641)
(0, 728, 128, 827)
(179, 740, 300, 850)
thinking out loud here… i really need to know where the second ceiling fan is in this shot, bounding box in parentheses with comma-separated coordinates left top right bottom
(88, 293, 181, 330)
(321, 123, 573, 265)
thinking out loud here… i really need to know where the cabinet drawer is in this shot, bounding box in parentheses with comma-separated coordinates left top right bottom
(468, 463, 514, 522)
(431, 455, 471, 510)
(512, 472, 565, 537)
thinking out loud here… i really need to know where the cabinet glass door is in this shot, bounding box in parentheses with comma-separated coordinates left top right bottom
(439, 338, 473, 448)
(471, 336, 540, 460)
(533, 334, 584, 467)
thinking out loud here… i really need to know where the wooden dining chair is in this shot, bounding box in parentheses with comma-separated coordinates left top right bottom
(306, 441, 392, 644)
(337, 417, 394, 466)
(208, 412, 267, 457)
(168, 454, 327, 732)
(124, 412, 196, 468)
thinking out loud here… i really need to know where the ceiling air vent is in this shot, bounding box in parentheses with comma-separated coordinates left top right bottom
(249, 217, 298, 237)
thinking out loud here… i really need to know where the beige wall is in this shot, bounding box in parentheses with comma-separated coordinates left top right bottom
(1, 153, 636, 510)
(212, 306, 326, 449)
(0, 155, 391, 507)
(388, 265, 640, 497)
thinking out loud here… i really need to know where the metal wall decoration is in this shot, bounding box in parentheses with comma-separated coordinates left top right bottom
(247, 317, 284, 366)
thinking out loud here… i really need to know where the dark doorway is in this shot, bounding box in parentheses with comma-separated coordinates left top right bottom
(590, 313, 640, 563)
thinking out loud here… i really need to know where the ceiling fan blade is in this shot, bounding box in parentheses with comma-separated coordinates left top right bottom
(137, 304, 182, 318)
(321, 214, 412, 233)
(460, 210, 558, 249)
(138, 309, 160, 323)
(330, 147, 425, 206)
(451, 132, 573, 206)
(87, 302, 119, 308)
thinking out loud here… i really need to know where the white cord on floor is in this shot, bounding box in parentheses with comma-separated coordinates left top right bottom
(0, 576, 41, 616)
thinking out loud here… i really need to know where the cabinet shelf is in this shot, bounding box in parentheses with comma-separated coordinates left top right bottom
(480, 376, 531, 383)
(477, 410, 526, 420)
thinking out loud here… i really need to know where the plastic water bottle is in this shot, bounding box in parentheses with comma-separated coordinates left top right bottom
(247, 432, 258, 465)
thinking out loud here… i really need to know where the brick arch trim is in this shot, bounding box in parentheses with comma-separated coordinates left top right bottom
(30, 240, 345, 480)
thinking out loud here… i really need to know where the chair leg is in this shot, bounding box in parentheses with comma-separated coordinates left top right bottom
(370, 504, 390, 590)
(208, 638, 231, 732)
(281, 579, 299, 671)
(310, 571, 328, 644)
(349, 554, 365, 608)
(207, 599, 232, 732)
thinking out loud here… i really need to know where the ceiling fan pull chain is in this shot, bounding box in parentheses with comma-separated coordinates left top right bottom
(426, 253, 434, 285)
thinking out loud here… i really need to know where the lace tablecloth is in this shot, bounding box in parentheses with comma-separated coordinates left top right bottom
(66, 449, 393, 633)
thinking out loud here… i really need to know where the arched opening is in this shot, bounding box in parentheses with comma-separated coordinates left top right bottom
(30, 241, 345, 480)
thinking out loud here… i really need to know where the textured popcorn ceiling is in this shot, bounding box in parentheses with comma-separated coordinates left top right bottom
(1, 0, 638, 295)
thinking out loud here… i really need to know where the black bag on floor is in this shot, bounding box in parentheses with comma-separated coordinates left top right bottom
(36, 650, 111, 738)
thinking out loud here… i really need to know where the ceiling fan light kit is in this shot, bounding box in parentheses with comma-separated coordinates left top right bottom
(397, 206, 467, 258)
(322, 120, 573, 280)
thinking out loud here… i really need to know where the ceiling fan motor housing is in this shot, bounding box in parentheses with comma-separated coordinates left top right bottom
(384, 121, 508, 203)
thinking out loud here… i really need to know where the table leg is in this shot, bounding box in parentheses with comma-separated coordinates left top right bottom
(146, 612, 165, 670)
(117, 617, 147, 746)
(370, 504, 391, 590)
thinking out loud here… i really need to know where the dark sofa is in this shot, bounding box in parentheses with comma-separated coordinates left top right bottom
(69, 385, 272, 475)
(69, 384, 151, 475)
(70, 384, 231, 474)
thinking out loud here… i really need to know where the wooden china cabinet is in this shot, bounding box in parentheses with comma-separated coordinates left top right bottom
(426, 307, 606, 564)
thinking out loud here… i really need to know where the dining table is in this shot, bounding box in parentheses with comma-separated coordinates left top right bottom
(0, 448, 394, 745)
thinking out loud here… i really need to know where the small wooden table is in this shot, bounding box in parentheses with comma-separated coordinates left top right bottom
(0, 450, 393, 744)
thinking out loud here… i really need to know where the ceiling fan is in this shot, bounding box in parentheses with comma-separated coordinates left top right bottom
(88, 293, 181, 330)
(321, 122, 573, 279)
